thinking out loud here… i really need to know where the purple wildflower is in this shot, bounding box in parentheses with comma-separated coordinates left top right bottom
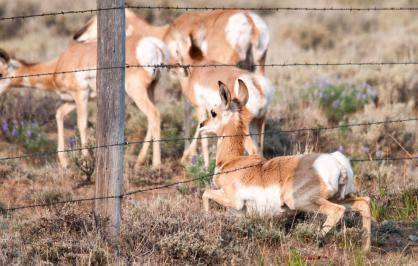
(191, 155, 198, 165)
(31, 120, 37, 128)
(11, 126, 17, 137)
(69, 137, 76, 148)
(1, 121, 8, 132)
(318, 77, 331, 89)
(362, 145, 370, 154)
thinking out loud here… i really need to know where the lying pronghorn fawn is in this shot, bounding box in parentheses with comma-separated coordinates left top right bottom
(74, 9, 269, 74)
(169, 31, 274, 167)
(199, 80, 371, 251)
(0, 32, 167, 168)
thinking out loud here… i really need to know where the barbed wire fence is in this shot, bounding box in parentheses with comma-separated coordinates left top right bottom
(1, 4, 418, 21)
(1, 116, 417, 213)
(0, 4, 417, 215)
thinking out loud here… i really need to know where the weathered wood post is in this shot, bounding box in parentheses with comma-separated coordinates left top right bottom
(95, 0, 125, 237)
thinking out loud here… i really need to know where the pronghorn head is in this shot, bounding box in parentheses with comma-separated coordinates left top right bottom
(200, 79, 249, 136)
(0, 48, 17, 96)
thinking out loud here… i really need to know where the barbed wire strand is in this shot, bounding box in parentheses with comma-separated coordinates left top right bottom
(1, 118, 417, 162)
(1, 5, 418, 22)
(1, 62, 418, 82)
(4, 163, 262, 212)
(4, 153, 418, 213)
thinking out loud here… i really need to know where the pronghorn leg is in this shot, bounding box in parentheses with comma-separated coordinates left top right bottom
(181, 107, 208, 166)
(309, 198, 346, 245)
(74, 91, 89, 158)
(202, 188, 238, 212)
(126, 78, 161, 169)
(180, 124, 200, 165)
(244, 136, 259, 155)
(256, 115, 266, 155)
(244, 122, 259, 156)
(55, 103, 76, 168)
(256, 51, 267, 75)
(201, 131, 210, 168)
(339, 196, 371, 251)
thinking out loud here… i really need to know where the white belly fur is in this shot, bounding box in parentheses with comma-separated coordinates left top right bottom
(236, 185, 285, 215)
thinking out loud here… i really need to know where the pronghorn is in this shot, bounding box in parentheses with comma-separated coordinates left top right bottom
(0, 33, 167, 168)
(199, 80, 371, 251)
(74, 10, 271, 167)
(74, 9, 270, 74)
(168, 32, 274, 167)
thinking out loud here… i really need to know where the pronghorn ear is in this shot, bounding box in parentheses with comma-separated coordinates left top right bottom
(0, 48, 10, 64)
(218, 81, 231, 109)
(236, 79, 249, 106)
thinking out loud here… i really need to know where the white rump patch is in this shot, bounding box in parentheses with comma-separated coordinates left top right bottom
(136, 37, 169, 79)
(237, 185, 284, 215)
(225, 13, 252, 60)
(248, 12, 270, 60)
(313, 152, 355, 197)
(330, 151, 355, 195)
(75, 69, 97, 91)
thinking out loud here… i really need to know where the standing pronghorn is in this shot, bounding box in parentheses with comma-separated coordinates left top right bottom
(74, 9, 270, 74)
(0, 33, 167, 168)
(74, 9, 271, 167)
(169, 31, 274, 167)
(199, 80, 371, 251)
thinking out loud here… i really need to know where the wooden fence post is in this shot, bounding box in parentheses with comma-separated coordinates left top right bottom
(95, 0, 125, 237)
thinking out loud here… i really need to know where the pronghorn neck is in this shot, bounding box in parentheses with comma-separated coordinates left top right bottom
(215, 109, 251, 168)
(12, 58, 58, 90)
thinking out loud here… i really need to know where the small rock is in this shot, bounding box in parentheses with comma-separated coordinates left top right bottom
(409, 235, 418, 242)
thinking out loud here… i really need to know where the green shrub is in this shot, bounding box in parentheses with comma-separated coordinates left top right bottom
(1, 120, 51, 153)
(307, 79, 378, 122)
(186, 155, 216, 186)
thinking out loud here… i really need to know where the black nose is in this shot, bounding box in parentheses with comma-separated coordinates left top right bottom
(199, 122, 204, 128)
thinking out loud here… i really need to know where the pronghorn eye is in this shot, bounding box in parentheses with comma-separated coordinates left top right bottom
(210, 110, 217, 118)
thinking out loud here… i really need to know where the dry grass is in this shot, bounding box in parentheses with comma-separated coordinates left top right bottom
(0, 0, 418, 264)
(0, 194, 416, 265)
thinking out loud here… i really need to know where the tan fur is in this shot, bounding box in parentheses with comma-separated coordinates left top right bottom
(177, 55, 270, 167)
(165, 10, 267, 73)
(0, 32, 163, 169)
(73, 9, 169, 42)
(73, 9, 268, 74)
(200, 81, 371, 251)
